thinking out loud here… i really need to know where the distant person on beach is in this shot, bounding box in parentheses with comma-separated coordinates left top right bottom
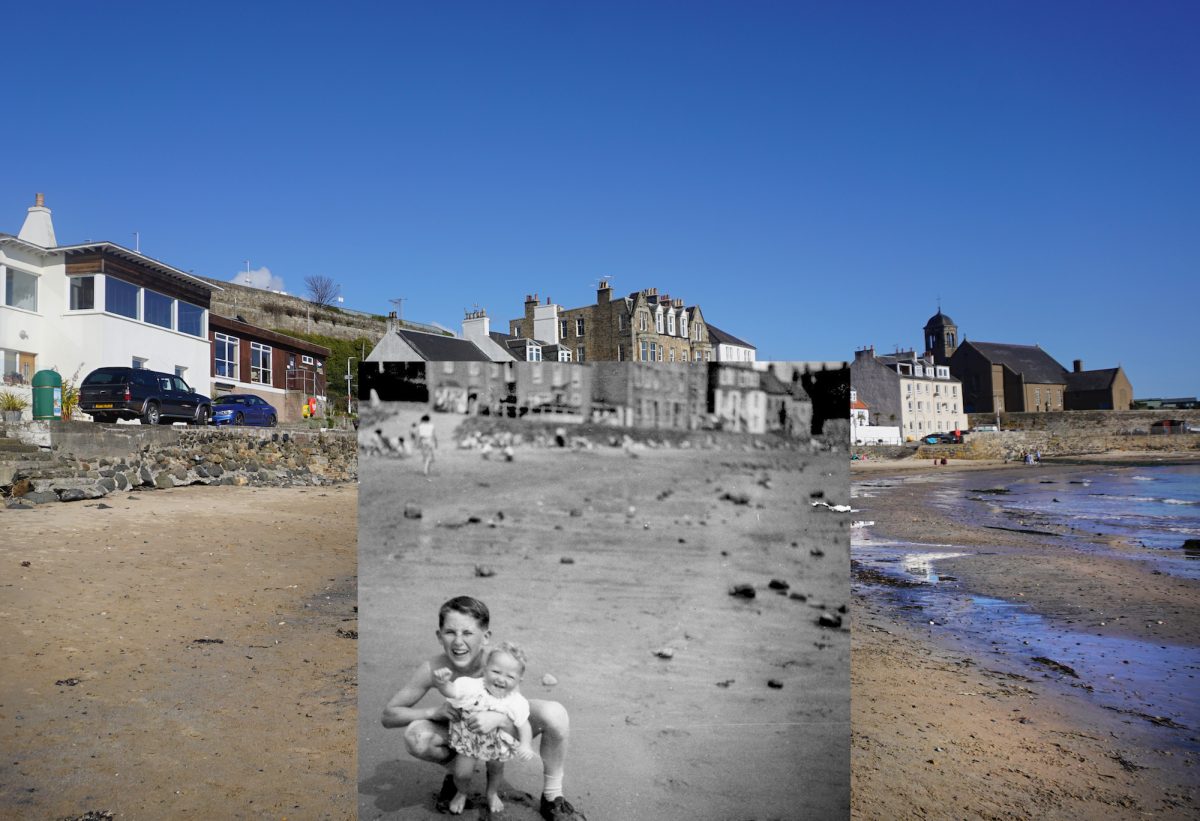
(416, 414, 437, 475)
(431, 642, 536, 815)
(381, 596, 584, 821)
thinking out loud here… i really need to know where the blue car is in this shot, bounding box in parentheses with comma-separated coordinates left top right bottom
(210, 394, 278, 427)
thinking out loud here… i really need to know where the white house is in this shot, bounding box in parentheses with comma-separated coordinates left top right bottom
(707, 324, 757, 363)
(850, 388, 901, 445)
(1, 195, 217, 418)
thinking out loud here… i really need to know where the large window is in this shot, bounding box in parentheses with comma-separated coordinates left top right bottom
(560, 319, 568, 339)
(576, 346, 584, 363)
(215, 334, 239, 379)
(575, 318, 585, 336)
(69, 276, 95, 310)
(106, 277, 139, 319)
(640, 341, 648, 361)
(3, 266, 38, 312)
(144, 288, 173, 329)
(178, 301, 204, 336)
(251, 342, 272, 385)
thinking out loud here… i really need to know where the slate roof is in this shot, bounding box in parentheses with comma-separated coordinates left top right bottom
(707, 324, 756, 349)
(963, 341, 1067, 384)
(760, 369, 790, 395)
(396, 329, 491, 361)
(1065, 367, 1119, 392)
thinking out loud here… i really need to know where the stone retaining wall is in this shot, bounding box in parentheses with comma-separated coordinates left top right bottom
(2, 423, 357, 507)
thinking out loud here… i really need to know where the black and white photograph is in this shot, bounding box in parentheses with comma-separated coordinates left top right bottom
(356, 359, 850, 819)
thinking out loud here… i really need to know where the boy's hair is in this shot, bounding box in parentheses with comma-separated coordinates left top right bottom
(438, 596, 490, 630)
(488, 641, 527, 673)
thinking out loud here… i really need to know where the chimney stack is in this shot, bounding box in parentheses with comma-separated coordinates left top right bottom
(18, 192, 57, 247)
(1073, 359, 1083, 373)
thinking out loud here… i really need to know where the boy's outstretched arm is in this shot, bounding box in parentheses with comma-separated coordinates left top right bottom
(381, 660, 457, 728)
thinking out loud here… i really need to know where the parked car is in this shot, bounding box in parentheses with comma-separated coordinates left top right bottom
(80, 367, 212, 425)
(923, 432, 963, 445)
(210, 394, 278, 427)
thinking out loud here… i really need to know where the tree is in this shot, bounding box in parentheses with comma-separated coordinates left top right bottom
(305, 275, 340, 307)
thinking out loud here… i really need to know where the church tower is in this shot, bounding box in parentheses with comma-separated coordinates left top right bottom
(923, 307, 958, 365)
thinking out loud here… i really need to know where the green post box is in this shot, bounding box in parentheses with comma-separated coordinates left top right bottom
(32, 369, 63, 420)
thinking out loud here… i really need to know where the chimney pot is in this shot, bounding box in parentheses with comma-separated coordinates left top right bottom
(1073, 359, 1083, 373)
(35, 193, 45, 207)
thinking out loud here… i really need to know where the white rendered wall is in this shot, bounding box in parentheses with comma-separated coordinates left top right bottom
(532, 302, 561, 345)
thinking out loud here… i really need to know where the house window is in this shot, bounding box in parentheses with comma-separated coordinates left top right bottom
(649, 342, 657, 361)
(302, 355, 314, 365)
(442, 361, 456, 374)
(106, 277, 139, 319)
(669, 348, 675, 362)
(639, 313, 648, 332)
(560, 319, 568, 339)
(144, 288, 174, 329)
(680, 314, 687, 338)
(667, 312, 675, 335)
(655, 310, 664, 333)
(640, 341, 649, 361)
(69, 276, 95, 310)
(657, 345, 664, 362)
(3, 266, 38, 312)
(178, 301, 204, 336)
(251, 342, 272, 385)
(681, 350, 688, 363)
(529, 345, 542, 361)
(576, 346, 584, 363)
(576, 318, 585, 336)
(618, 314, 625, 331)
(617, 344, 623, 361)
(215, 334, 239, 380)
(532, 363, 543, 383)
(288, 354, 297, 370)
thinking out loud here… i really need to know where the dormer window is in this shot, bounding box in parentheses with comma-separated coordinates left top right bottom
(667, 311, 676, 335)
(655, 309, 664, 334)
(679, 313, 687, 338)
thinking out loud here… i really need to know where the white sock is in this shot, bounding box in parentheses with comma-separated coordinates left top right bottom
(543, 773, 563, 801)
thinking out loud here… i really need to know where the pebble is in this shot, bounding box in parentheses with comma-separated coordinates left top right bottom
(729, 584, 756, 599)
(560, 557, 575, 564)
(653, 647, 675, 659)
(542, 673, 558, 686)
(817, 613, 843, 629)
(474, 565, 496, 578)
(767, 679, 784, 689)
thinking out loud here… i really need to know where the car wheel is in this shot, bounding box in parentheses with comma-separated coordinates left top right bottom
(143, 402, 161, 425)
(194, 405, 211, 426)
(234, 412, 244, 426)
(268, 415, 277, 427)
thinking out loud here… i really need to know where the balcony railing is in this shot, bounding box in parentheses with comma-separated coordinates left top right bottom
(286, 368, 326, 396)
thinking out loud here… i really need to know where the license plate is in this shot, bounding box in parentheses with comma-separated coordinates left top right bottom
(94, 403, 114, 408)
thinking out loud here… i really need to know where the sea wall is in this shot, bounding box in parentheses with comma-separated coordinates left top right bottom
(2, 422, 357, 506)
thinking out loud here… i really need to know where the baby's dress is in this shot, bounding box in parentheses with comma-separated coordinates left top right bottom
(444, 676, 531, 762)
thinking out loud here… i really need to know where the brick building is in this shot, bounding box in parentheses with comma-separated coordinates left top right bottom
(508, 280, 714, 363)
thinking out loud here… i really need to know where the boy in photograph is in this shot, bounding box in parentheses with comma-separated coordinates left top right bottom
(382, 596, 584, 820)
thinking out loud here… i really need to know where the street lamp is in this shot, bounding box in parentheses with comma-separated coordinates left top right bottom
(346, 356, 356, 414)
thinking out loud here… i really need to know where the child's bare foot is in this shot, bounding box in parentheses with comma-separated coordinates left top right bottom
(488, 793, 504, 813)
(448, 792, 467, 814)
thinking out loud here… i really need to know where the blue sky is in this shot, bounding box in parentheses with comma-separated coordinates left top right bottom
(4, 1, 1196, 395)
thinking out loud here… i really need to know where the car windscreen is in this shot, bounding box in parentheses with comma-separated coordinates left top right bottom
(217, 397, 250, 405)
(82, 369, 129, 385)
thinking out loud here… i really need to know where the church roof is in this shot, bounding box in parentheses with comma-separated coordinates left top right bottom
(1065, 367, 1120, 392)
(962, 341, 1067, 384)
(925, 310, 955, 327)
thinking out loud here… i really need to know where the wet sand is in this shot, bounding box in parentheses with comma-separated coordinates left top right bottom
(0, 485, 357, 819)
(358, 410, 850, 820)
(851, 461, 1199, 819)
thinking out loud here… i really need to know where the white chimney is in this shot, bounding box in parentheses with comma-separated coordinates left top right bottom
(462, 309, 491, 342)
(18, 193, 57, 247)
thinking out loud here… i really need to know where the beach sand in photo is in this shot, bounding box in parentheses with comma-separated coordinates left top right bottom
(358, 410, 850, 820)
(0, 484, 357, 819)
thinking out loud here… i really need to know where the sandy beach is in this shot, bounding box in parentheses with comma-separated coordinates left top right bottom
(357, 409, 850, 820)
(0, 484, 358, 820)
(850, 459, 1199, 820)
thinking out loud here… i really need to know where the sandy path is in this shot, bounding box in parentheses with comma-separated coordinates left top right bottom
(357, 425, 850, 820)
(850, 464, 1199, 820)
(1, 484, 358, 820)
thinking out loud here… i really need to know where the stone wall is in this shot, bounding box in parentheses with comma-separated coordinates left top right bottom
(969, 409, 1200, 435)
(202, 277, 391, 342)
(2, 422, 357, 507)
